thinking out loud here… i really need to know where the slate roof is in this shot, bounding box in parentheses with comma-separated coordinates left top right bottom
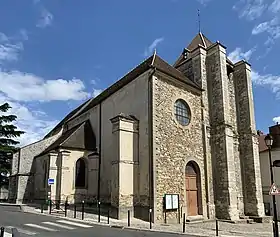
(37, 120, 96, 157)
(174, 32, 213, 68)
(66, 53, 202, 123)
(44, 99, 90, 139)
(187, 32, 213, 51)
(174, 32, 235, 69)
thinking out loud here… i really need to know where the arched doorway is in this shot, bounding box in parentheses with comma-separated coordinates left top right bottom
(185, 162, 202, 216)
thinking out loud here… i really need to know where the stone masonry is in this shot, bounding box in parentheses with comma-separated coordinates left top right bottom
(153, 71, 206, 222)
(9, 130, 62, 203)
(9, 32, 265, 224)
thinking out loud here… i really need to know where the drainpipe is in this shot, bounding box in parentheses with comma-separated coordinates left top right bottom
(148, 67, 156, 222)
(201, 99, 210, 219)
(97, 102, 102, 204)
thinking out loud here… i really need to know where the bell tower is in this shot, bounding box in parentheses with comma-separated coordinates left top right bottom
(173, 32, 265, 220)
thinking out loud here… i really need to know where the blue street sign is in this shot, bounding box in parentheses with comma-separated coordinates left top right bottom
(48, 178, 54, 185)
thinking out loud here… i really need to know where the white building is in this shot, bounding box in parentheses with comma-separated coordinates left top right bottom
(259, 125, 280, 218)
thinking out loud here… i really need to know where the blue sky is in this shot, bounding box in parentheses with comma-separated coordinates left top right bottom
(0, 0, 279, 145)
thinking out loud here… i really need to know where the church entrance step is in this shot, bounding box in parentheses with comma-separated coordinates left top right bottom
(249, 216, 272, 223)
(186, 215, 204, 223)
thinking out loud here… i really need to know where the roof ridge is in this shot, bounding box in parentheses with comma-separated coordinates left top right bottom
(199, 32, 206, 48)
(151, 49, 157, 66)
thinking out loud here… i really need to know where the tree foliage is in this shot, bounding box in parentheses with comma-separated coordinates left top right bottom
(0, 103, 24, 187)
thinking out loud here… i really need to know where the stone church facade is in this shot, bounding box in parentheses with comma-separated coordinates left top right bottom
(9, 32, 265, 223)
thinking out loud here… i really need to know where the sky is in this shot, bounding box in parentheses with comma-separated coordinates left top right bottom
(0, 0, 280, 146)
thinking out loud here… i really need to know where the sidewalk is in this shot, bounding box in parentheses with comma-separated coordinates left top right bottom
(22, 205, 274, 237)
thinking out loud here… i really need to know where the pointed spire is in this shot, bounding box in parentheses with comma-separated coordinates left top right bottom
(186, 32, 213, 51)
(198, 9, 201, 33)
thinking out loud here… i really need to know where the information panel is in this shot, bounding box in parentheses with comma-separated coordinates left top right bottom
(164, 194, 179, 210)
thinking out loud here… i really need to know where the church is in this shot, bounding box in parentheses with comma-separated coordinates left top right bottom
(9, 32, 265, 223)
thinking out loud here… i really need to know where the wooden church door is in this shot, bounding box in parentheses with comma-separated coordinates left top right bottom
(185, 162, 200, 216)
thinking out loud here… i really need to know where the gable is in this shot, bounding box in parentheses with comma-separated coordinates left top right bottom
(36, 120, 96, 157)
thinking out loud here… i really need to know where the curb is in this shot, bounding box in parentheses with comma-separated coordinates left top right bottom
(0, 203, 25, 211)
(22, 208, 210, 236)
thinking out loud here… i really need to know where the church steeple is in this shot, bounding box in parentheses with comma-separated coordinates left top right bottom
(186, 32, 213, 51)
(174, 32, 213, 68)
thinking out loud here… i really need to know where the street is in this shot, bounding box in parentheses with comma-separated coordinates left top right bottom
(0, 206, 197, 237)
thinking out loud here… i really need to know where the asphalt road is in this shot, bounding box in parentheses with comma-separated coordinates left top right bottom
(0, 206, 198, 237)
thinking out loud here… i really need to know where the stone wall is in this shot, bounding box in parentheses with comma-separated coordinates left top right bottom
(176, 58, 194, 81)
(228, 70, 244, 216)
(234, 62, 265, 217)
(152, 72, 206, 223)
(0, 187, 9, 200)
(206, 43, 239, 220)
(9, 130, 62, 203)
(191, 46, 215, 219)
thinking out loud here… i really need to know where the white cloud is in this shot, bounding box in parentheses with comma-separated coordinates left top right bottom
(273, 116, 280, 124)
(252, 70, 280, 99)
(0, 31, 27, 64)
(233, 0, 267, 21)
(0, 94, 59, 146)
(252, 17, 280, 43)
(143, 37, 164, 57)
(228, 47, 256, 63)
(269, 0, 280, 13)
(92, 89, 102, 98)
(0, 70, 90, 102)
(0, 33, 8, 42)
(0, 43, 23, 64)
(36, 8, 53, 28)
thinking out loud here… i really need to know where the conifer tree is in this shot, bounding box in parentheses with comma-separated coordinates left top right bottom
(0, 102, 24, 187)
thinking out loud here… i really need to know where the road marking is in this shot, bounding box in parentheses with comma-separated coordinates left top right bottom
(56, 220, 92, 228)
(6, 226, 36, 235)
(24, 223, 57, 231)
(42, 221, 76, 230)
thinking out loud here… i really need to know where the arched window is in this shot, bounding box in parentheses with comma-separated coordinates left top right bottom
(75, 158, 86, 188)
(174, 99, 191, 126)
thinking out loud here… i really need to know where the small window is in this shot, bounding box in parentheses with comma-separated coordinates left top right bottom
(174, 99, 191, 126)
(75, 158, 86, 188)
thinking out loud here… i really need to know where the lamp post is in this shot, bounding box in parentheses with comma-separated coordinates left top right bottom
(265, 134, 279, 237)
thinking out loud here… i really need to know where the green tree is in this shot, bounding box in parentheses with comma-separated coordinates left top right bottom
(0, 102, 24, 187)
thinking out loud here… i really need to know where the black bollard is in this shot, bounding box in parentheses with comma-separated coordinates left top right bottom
(0, 227, 4, 237)
(49, 200, 52, 214)
(215, 219, 218, 236)
(128, 210, 130, 227)
(182, 213, 186, 233)
(98, 201, 101, 223)
(107, 209, 110, 224)
(64, 200, 68, 217)
(82, 201, 85, 220)
(41, 203, 43, 213)
(74, 204, 77, 218)
(149, 209, 152, 229)
(178, 207, 180, 224)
